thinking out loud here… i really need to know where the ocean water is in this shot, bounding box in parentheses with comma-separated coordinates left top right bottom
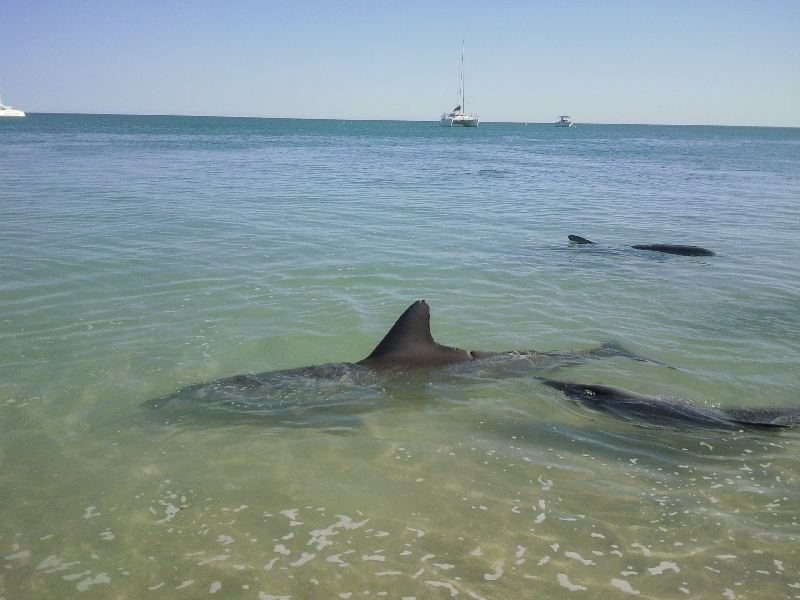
(1, 114, 799, 598)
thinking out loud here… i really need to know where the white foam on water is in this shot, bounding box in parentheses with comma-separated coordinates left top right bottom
(484, 561, 503, 580)
(631, 543, 651, 556)
(63, 570, 91, 581)
(83, 507, 100, 519)
(648, 561, 680, 575)
(557, 573, 587, 591)
(565, 551, 595, 565)
(611, 578, 640, 595)
(198, 555, 229, 566)
(290, 552, 315, 567)
(425, 581, 458, 596)
(209, 581, 221, 593)
(155, 501, 179, 524)
(36, 555, 62, 570)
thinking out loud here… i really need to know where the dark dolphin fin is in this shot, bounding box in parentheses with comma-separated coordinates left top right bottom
(568, 235, 714, 256)
(356, 300, 475, 370)
(540, 379, 797, 429)
(630, 244, 715, 257)
(568, 234, 595, 245)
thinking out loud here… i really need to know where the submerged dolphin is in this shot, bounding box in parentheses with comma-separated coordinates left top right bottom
(568, 234, 715, 257)
(143, 300, 658, 421)
(542, 379, 800, 429)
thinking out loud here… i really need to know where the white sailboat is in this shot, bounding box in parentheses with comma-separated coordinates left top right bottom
(0, 78, 25, 117)
(440, 42, 478, 127)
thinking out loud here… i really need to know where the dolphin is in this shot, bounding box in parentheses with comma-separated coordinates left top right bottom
(541, 379, 800, 429)
(143, 300, 659, 421)
(568, 234, 715, 257)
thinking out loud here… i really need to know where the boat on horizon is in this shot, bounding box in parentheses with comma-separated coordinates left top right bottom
(0, 79, 25, 117)
(555, 115, 573, 127)
(440, 42, 479, 127)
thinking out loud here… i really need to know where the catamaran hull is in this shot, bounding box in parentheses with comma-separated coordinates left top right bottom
(440, 115, 479, 127)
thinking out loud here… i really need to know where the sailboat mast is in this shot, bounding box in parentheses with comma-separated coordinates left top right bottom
(460, 41, 465, 115)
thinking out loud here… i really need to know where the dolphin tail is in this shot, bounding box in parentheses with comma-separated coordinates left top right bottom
(598, 342, 672, 367)
(726, 407, 800, 428)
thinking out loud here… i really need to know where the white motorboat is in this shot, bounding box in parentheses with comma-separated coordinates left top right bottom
(0, 79, 25, 117)
(441, 42, 479, 127)
(555, 116, 573, 127)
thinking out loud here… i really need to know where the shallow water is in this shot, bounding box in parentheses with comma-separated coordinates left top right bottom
(1, 115, 800, 598)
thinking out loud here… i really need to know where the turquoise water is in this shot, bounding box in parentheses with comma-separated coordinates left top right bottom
(1, 114, 799, 598)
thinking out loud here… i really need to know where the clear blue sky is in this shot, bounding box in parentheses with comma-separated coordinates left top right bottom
(1, 0, 798, 126)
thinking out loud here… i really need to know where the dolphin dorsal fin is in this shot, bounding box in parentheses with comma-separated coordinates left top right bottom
(357, 300, 474, 369)
(361, 300, 435, 360)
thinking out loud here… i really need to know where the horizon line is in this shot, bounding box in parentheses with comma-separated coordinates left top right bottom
(11, 112, 800, 129)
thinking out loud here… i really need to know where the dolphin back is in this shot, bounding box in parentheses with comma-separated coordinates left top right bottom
(630, 244, 715, 257)
(542, 380, 799, 430)
(568, 234, 715, 256)
(140, 363, 389, 427)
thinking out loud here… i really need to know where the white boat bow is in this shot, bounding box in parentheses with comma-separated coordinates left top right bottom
(0, 79, 25, 117)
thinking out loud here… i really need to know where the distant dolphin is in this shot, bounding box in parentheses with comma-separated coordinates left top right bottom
(143, 301, 659, 420)
(568, 234, 715, 257)
(541, 379, 800, 429)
